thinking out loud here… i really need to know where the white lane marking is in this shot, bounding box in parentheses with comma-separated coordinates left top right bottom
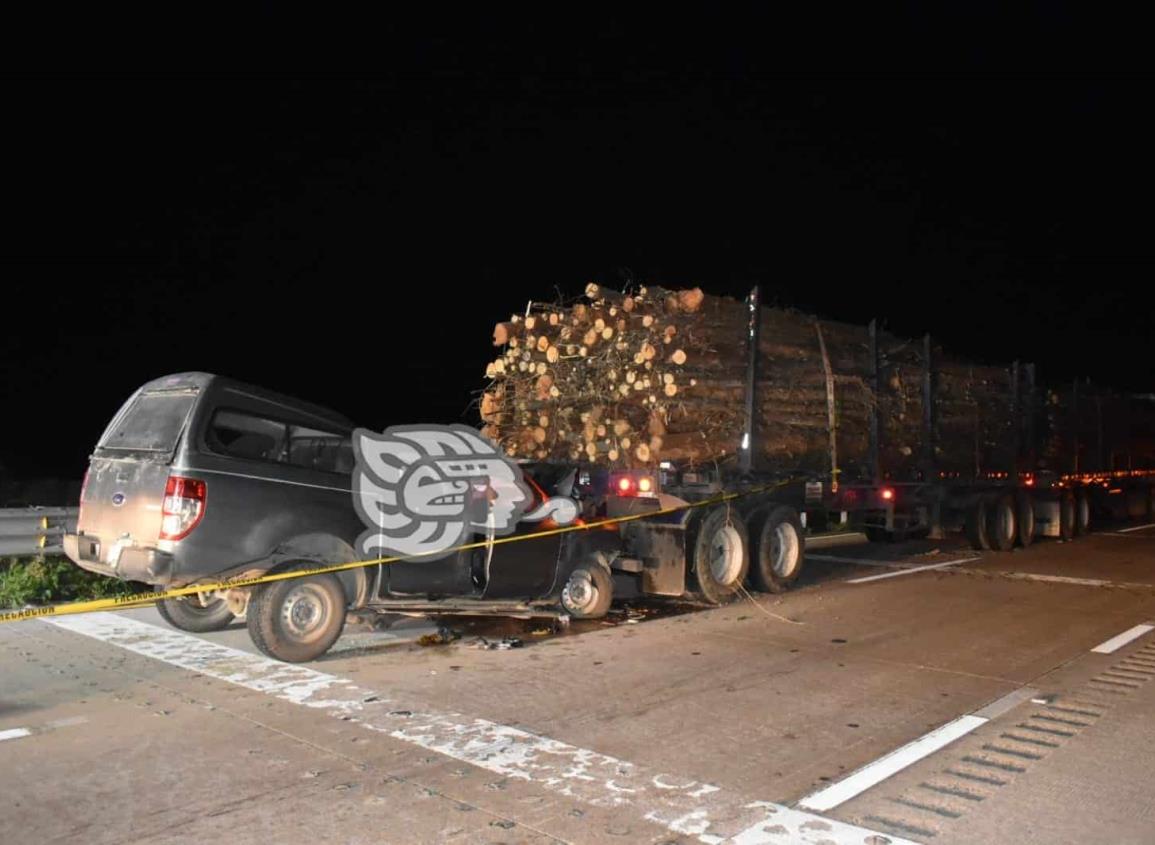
(972, 687, 1039, 720)
(846, 558, 980, 584)
(1116, 523, 1155, 533)
(1092, 623, 1155, 654)
(47, 613, 912, 845)
(993, 572, 1155, 590)
(797, 714, 988, 812)
(0, 728, 32, 741)
(807, 554, 908, 568)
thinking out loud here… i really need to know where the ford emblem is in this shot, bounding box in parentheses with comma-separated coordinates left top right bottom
(111, 492, 127, 507)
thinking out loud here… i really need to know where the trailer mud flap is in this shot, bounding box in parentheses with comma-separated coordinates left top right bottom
(624, 522, 686, 596)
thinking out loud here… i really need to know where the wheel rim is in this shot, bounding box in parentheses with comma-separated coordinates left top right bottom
(562, 570, 599, 615)
(770, 522, 800, 578)
(281, 583, 333, 640)
(709, 523, 743, 585)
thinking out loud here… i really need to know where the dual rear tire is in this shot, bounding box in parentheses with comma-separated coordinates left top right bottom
(689, 503, 804, 604)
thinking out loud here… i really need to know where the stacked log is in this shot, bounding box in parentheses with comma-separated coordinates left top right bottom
(481, 285, 857, 473)
(478, 283, 1021, 478)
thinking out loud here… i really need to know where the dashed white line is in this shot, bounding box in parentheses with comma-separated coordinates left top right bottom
(1091, 623, 1155, 654)
(798, 714, 988, 812)
(846, 558, 981, 584)
(0, 728, 31, 741)
(46, 613, 913, 845)
(1116, 522, 1155, 533)
(807, 554, 908, 568)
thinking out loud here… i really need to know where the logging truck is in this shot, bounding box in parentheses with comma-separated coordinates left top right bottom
(482, 284, 1155, 603)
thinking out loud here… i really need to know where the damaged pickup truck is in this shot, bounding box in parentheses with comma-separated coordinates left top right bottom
(65, 373, 623, 662)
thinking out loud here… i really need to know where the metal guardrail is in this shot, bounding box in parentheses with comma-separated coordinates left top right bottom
(0, 507, 78, 556)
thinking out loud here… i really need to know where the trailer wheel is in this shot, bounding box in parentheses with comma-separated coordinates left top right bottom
(1058, 491, 1076, 541)
(690, 505, 750, 605)
(560, 561, 613, 619)
(1014, 489, 1035, 548)
(1074, 490, 1091, 536)
(964, 497, 991, 551)
(247, 570, 347, 663)
(747, 506, 804, 593)
(987, 492, 1016, 552)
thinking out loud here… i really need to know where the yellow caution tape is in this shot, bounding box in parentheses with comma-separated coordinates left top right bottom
(0, 478, 802, 625)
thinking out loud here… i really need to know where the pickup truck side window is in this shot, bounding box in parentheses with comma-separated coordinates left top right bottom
(205, 409, 353, 475)
(286, 424, 355, 474)
(206, 410, 287, 463)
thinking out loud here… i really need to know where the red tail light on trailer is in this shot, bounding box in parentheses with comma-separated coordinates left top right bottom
(610, 471, 658, 498)
(160, 476, 206, 540)
(880, 487, 895, 501)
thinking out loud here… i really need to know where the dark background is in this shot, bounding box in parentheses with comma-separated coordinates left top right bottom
(3, 22, 1153, 482)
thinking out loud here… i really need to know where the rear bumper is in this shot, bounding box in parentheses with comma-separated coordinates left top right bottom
(64, 533, 175, 585)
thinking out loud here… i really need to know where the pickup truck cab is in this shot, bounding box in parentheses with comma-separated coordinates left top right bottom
(65, 373, 621, 662)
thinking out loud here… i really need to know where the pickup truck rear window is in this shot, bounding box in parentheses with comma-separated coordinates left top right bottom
(100, 391, 197, 452)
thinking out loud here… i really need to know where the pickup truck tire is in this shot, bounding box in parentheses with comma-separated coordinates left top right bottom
(1074, 490, 1091, 536)
(247, 571, 347, 663)
(156, 595, 235, 633)
(560, 561, 613, 619)
(1015, 489, 1035, 548)
(747, 506, 804, 593)
(987, 492, 1016, 552)
(690, 505, 750, 605)
(964, 496, 991, 551)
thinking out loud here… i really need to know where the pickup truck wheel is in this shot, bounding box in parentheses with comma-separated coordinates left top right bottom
(560, 562, 613, 619)
(156, 594, 235, 633)
(747, 506, 804, 593)
(987, 492, 1016, 552)
(1015, 489, 1035, 548)
(1074, 490, 1091, 536)
(964, 496, 991, 551)
(690, 505, 750, 605)
(247, 572, 347, 663)
(1059, 491, 1076, 541)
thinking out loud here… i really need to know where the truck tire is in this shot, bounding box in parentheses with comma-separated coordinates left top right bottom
(247, 571, 347, 663)
(747, 506, 804, 593)
(156, 594, 235, 633)
(1014, 489, 1035, 548)
(560, 561, 613, 619)
(1058, 491, 1076, 542)
(987, 492, 1016, 552)
(964, 496, 991, 551)
(690, 505, 750, 605)
(1074, 489, 1091, 536)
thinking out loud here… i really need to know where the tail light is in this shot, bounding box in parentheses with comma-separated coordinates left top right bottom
(610, 471, 658, 498)
(880, 487, 895, 501)
(160, 476, 206, 540)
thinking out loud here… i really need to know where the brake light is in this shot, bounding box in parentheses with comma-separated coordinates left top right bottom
(880, 487, 895, 501)
(160, 476, 206, 540)
(611, 471, 657, 498)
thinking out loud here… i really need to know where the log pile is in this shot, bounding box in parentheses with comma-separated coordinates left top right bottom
(478, 284, 1021, 478)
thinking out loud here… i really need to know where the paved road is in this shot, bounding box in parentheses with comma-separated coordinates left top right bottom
(2, 523, 1154, 844)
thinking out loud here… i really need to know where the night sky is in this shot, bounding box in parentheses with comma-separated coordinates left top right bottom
(4, 37, 1154, 481)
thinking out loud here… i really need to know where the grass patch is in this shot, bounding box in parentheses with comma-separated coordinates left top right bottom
(0, 555, 145, 608)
